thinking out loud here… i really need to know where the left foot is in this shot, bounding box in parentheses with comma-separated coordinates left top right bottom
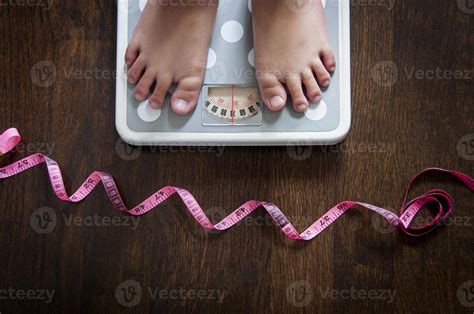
(125, 2, 218, 115)
(252, 0, 336, 112)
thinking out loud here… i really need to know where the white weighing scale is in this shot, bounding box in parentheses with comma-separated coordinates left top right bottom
(116, 0, 351, 146)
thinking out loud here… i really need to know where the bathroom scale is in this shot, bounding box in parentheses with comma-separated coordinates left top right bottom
(116, 0, 351, 146)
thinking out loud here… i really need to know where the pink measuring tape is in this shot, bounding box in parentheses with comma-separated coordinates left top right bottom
(1, 127, 473, 240)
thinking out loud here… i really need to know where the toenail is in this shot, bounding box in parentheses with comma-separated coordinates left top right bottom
(175, 99, 190, 111)
(297, 104, 308, 112)
(270, 96, 284, 108)
(312, 95, 322, 103)
(149, 101, 160, 109)
(322, 80, 330, 86)
(329, 66, 336, 72)
(134, 91, 144, 100)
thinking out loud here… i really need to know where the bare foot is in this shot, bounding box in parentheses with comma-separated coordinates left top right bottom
(252, 0, 336, 112)
(125, 2, 218, 115)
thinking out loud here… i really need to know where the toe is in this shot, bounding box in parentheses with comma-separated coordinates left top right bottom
(125, 41, 140, 66)
(302, 69, 322, 104)
(171, 76, 203, 115)
(286, 77, 309, 112)
(320, 46, 336, 73)
(312, 59, 332, 87)
(257, 73, 287, 112)
(134, 71, 155, 101)
(127, 56, 146, 84)
(149, 76, 172, 109)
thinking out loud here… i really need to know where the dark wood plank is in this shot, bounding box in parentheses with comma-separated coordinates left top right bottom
(0, 0, 472, 313)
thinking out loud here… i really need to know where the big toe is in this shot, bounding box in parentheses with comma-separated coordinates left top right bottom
(257, 74, 287, 112)
(171, 76, 203, 115)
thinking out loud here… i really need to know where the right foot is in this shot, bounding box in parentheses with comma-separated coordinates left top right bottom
(252, 0, 336, 113)
(125, 2, 218, 115)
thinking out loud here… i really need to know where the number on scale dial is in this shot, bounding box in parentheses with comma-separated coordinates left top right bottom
(205, 86, 262, 121)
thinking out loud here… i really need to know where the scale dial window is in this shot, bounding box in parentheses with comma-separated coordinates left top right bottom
(201, 85, 263, 126)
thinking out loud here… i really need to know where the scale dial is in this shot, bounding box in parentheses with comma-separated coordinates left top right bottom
(204, 86, 262, 121)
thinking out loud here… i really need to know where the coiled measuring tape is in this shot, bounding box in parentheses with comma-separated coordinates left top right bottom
(1, 127, 473, 240)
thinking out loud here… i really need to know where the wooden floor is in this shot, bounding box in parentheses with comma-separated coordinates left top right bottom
(0, 0, 473, 313)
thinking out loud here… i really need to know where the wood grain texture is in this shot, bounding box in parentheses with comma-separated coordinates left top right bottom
(0, 0, 473, 313)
